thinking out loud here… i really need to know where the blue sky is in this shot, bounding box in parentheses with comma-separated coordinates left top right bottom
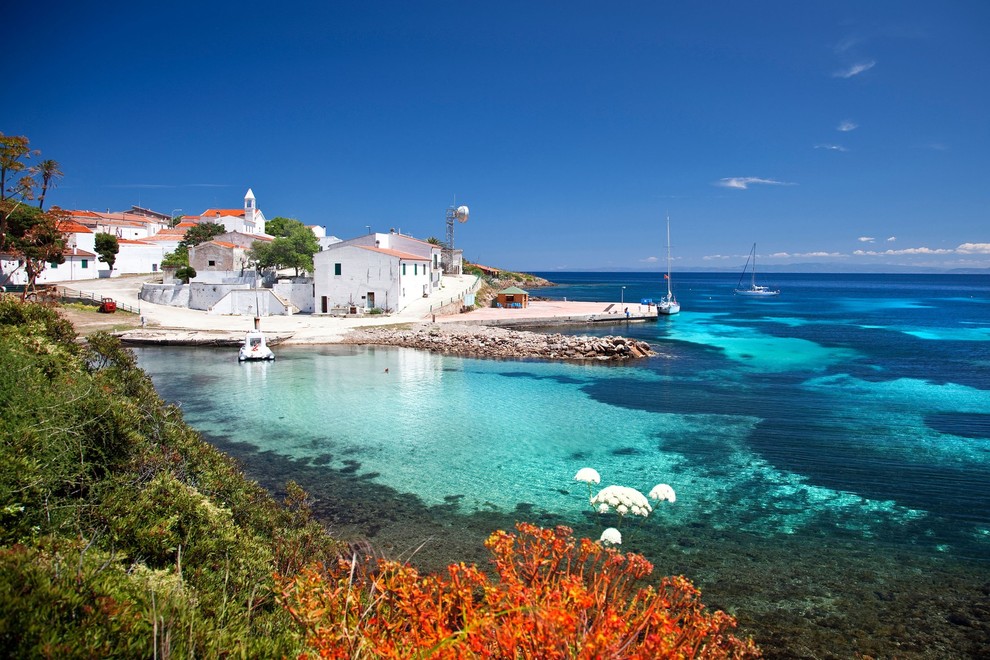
(5, 1, 988, 271)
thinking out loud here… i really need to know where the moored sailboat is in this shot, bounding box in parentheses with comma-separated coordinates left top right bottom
(658, 213, 680, 315)
(734, 243, 780, 297)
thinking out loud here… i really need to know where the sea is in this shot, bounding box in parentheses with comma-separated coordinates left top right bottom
(133, 272, 990, 658)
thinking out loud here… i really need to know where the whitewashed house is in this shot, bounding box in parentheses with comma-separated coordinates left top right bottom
(312, 243, 431, 314)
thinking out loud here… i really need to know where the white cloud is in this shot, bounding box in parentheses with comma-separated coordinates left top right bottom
(815, 144, 848, 152)
(886, 236, 896, 242)
(769, 251, 844, 259)
(640, 256, 659, 263)
(715, 177, 795, 190)
(854, 247, 954, 256)
(858, 236, 876, 243)
(956, 243, 990, 254)
(838, 120, 858, 132)
(834, 60, 876, 78)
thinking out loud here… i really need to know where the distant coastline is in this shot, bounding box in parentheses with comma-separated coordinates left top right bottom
(530, 265, 990, 275)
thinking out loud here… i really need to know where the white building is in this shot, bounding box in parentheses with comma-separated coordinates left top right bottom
(313, 242, 431, 314)
(198, 189, 267, 235)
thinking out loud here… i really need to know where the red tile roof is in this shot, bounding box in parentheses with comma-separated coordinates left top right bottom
(56, 219, 93, 234)
(357, 245, 430, 261)
(201, 208, 244, 218)
(63, 248, 97, 257)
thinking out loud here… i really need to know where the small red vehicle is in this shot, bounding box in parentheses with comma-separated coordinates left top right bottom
(98, 297, 117, 313)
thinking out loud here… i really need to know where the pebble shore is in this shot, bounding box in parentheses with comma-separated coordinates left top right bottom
(342, 323, 658, 361)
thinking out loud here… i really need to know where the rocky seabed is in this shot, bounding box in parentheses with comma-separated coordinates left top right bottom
(344, 325, 658, 361)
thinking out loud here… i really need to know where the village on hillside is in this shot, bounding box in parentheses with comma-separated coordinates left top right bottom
(0, 187, 506, 318)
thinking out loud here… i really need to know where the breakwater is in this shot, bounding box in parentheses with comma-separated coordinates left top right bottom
(342, 323, 657, 361)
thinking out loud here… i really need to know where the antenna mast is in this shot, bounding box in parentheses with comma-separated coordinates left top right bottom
(443, 201, 469, 274)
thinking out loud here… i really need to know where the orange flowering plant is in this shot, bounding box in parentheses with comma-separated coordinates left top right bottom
(277, 522, 760, 658)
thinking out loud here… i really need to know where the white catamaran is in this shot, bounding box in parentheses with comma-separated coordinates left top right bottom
(658, 214, 681, 315)
(734, 243, 780, 297)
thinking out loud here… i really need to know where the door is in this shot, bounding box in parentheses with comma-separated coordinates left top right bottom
(321, 296, 328, 314)
(367, 292, 375, 309)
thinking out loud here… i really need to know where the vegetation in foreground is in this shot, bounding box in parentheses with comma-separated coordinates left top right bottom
(0, 296, 758, 658)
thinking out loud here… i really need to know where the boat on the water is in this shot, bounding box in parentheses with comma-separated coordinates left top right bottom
(238, 319, 275, 361)
(658, 213, 680, 315)
(734, 243, 780, 297)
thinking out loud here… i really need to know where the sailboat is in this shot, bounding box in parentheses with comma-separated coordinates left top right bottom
(658, 214, 680, 315)
(734, 243, 780, 296)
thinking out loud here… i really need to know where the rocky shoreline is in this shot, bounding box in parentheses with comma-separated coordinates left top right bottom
(342, 323, 658, 361)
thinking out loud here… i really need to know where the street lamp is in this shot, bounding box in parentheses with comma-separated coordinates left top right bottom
(621, 286, 626, 305)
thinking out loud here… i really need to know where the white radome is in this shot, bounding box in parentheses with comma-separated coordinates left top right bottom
(456, 205, 469, 222)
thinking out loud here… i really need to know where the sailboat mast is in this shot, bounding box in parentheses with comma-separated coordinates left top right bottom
(752, 244, 757, 288)
(665, 213, 673, 297)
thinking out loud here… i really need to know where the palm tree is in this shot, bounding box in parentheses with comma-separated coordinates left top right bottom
(35, 159, 63, 210)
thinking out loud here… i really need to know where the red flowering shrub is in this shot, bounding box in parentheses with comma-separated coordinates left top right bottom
(277, 522, 760, 658)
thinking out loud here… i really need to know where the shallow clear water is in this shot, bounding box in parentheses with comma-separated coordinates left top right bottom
(134, 272, 990, 656)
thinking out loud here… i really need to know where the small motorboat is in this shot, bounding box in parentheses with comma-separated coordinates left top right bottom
(238, 320, 275, 361)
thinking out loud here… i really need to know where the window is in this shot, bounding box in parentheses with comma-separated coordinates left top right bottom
(402, 263, 406, 276)
(414, 264, 418, 275)
(334, 263, 342, 276)
(49, 261, 58, 268)
(81, 259, 88, 268)
(208, 260, 216, 267)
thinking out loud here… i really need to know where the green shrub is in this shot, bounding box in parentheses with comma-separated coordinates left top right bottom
(0, 298, 344, 656)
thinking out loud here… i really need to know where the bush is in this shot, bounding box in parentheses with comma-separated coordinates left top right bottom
(278, 522, 760, 659)
(0, 298, 345, 657)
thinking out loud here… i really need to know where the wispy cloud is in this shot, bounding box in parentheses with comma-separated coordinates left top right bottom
(886, 236, 896, 242)
(854, 247, 954, 256)
(104, 183, 175, 189)
(858, 236, 876, 243)
(103, 183, 235, 189)
(815, 143, 848, 152)
(769, 251, 844, 258)
(640, 256, 659, 263)
(715, 177, 795, 190)
(838, 120, 858, 132)
(833, 60, 876, 78)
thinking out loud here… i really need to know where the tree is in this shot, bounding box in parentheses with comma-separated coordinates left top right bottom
(34, 159, 63, 210)
(179, 222, 224, 249)
(0, 134, 61, 288)
(95, 233, 119, 272)
(3, 204, 67, 298)
(174, 266, 196, 283)
(247, 219, 319, 276)
(0, 132, 37, 202)
(161, 245, 189, 268)
(263, 216, 296, 238)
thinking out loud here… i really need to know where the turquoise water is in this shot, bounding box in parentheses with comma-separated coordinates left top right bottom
(134, 272, 990, 656)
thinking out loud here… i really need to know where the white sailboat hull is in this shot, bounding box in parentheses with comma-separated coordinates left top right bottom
(658, 301, 681, 315)
(734, 286, 779, 297)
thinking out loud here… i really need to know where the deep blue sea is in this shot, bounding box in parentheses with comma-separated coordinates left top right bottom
(134, 272, 990, 658)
